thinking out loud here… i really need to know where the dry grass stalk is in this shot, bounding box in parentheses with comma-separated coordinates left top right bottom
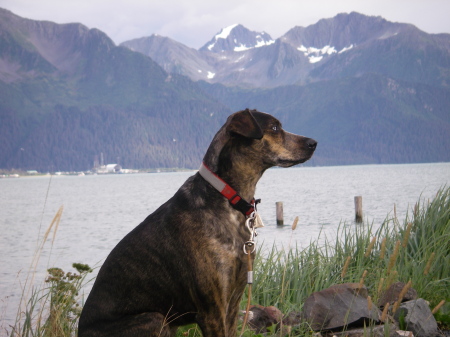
(387, 240, 401, 275)
(402, 223, 412, 248)
(431, 300, 446, 314)
(341, 256, 351, 279)
(51, 206, 64, 244)
(377, 278, 385, 296)
(42, 206, 64, 248)
(358, 270, 368, 289)
(393, 280, 412, 313)
(380, 303, 390, 322)
(365, 237, 377, 257)
(380, 237, 387, 260)
(16, 206, 64, 330)
(424, 252, 435, 275)
(398, 280, 412, 301)
(291, 216, 299, 231)
(367, 296, 373, 311)
(386, 271, 398, 290)
(392, 300, 400, 314)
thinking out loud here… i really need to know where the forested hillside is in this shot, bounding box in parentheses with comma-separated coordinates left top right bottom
(199, 74, 450, 165)
(0, 8, 231, 171)
(1, 8, 449, 172)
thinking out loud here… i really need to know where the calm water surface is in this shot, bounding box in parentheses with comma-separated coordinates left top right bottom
(1, 163, 449, 324)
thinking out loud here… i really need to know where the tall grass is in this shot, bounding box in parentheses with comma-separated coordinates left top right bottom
(6, 187, 449, 336)
(239, 186, 449, 336)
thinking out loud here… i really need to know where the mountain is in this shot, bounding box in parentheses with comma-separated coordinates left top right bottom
(120, 24, 277, 84)
(1, 8, 449, 171)
(120, 35, 214, 82)
(122, 12, 450, 88)
(199, 24, 275, 52)
(0, 8, 231, 172)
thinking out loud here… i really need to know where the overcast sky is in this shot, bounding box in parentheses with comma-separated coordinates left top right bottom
(1, 0, 449, 49)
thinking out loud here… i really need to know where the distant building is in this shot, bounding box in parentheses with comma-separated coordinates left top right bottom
(106, 164, 121, 173)
(96, 164, 122, 174)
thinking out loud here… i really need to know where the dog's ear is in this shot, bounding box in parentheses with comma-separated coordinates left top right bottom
(203, 109, 263, 172)
(227, 109, 263, 140)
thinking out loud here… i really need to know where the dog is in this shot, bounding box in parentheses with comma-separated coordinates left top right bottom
(78, 109, 317, 337)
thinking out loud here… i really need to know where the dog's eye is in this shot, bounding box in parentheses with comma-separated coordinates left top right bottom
(272, 125, 279, 132)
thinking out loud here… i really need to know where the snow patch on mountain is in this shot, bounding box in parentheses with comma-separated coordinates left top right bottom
(298, 44, 354, 63)
(216, 24, 238, 40)
(339, 45, 354, 53)
(205, 24, 274, 52)
(234, 55, 246, 63)
(234, 37, 275, 52)
(197, 69, 216, 79)
(206, 24, 238, 51)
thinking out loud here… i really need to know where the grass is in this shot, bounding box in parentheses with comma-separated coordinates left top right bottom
(241, 186, 450, 336)
(5, 187, 449, 336)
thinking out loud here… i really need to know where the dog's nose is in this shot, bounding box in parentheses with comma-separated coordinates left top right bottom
(306, 138, 317, 150)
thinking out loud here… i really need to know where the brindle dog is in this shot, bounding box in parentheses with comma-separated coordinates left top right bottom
(78, 109, 317, 337)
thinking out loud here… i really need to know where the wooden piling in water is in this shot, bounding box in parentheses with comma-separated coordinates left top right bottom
(355, 196, 363, 223)
(276, 201, 284, 225)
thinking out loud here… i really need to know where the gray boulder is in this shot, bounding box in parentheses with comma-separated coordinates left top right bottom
(302, 283, 381, 331)
(394, 299, 440, 337)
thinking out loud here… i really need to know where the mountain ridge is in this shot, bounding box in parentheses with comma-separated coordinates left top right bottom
(1, 8, 449, 171)
(121, 11, 450, 88)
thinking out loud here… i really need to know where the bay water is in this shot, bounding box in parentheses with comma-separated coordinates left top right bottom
(1, 162, 449, 325)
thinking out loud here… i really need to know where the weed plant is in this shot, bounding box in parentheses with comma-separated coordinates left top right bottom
(7, 263, 92, 337)
(6, 187, 449, 337)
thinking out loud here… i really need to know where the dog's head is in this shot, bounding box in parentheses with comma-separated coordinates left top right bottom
(203, 109, 317, 172)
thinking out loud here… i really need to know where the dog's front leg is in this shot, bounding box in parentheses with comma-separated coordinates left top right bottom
(194, 291, 244, 337)
(196, 312, 229, 337)
(225, 283, 247, 336)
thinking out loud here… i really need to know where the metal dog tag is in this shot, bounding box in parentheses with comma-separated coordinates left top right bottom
(254, 213, 265, 228)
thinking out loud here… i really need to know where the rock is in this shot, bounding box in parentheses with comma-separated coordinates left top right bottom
(282, 311, 302, 326)
(378, 282, 418, 307)
(393, 299, 440, 337)
(247, 305, 282, 333)
(277, 311, 302, 336)
(324, 323, 401, 337)
(265, 305, 283, 323)
(301, 283, 381, 331)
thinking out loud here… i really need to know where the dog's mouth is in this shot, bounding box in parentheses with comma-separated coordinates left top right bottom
(276, 139, 317, 167)
(277, 155, 313, 167)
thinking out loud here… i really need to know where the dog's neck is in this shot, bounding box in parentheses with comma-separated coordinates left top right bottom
(199, 162, 259, 216)
(219, 162, 263, 202)
(203, 134, 268, 209)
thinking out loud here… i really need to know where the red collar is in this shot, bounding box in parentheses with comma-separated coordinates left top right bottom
(198, 162, 258, 217)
